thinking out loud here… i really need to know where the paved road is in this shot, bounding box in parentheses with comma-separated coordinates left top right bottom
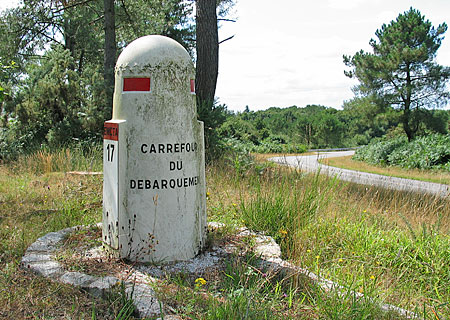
(270, 151, 450, 198)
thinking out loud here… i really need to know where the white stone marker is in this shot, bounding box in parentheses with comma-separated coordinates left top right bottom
(102, 35, 206, 263)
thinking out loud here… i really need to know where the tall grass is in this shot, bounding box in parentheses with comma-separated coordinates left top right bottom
(0, 145, 111, 319)
(239, 170, 337, 257)
(2, 146, 450, 318)
(9, 144, 103, 174)
(206, 155, 450, 318)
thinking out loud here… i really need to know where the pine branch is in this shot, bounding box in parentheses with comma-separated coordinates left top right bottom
(218, 18, 236, 22)
(52, 0, 97, 14)
(219, 35, 234, 44)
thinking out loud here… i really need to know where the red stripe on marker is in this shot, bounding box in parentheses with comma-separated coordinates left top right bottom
(123, 78, 151, 92)
(104, 122, 119, 141)
(190, 79, 195, 94)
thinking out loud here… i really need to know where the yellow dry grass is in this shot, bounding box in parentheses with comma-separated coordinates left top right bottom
(252, 152, 316, 163)
(321, 155, 450, 185)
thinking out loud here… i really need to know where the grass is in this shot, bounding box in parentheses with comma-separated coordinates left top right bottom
(1, 146, 449, 319)
(155, 247, 320, 319)
(0, 149, 122, 319)
(320, 155, 450, 185)
(206, 154, 450, 319)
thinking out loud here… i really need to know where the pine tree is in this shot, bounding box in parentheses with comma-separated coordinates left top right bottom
(344, 8, 450, 141)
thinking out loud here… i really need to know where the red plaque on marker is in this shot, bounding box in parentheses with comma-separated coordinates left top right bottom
(104, 122, 119, 141)
(123, 78, 151, 92)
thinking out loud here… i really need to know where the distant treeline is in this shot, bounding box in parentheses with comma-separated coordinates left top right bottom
(217, 102, 450, 152)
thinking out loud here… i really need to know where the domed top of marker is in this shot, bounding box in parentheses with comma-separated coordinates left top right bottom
(116, 35, 192, 71)
(112, 35, 197, 125)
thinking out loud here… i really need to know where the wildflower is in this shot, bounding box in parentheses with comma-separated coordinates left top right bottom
(338, 258, 344, 263)
(195, 277, 207, 287)
(206, 192, 210, 199)
(307, 249, 311, 253)
(232, 203, 237, 207)
(370, 275, 375, 280)
(316, 255, 320, 259)
(279, 229, 288, 238)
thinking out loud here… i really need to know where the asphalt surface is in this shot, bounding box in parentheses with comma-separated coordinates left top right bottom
(270, 151, 450, 198)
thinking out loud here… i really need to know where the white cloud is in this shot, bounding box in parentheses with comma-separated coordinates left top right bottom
(327, 0, 367, 10)
(216, 0, 450, 112)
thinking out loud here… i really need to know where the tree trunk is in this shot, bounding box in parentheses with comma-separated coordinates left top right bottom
(195, 0, 218, 106)
(403, 105, 413, 142)
(63, 19, 76, 71)
(104, 0, 116, 118)
(403, 65, 413, 142)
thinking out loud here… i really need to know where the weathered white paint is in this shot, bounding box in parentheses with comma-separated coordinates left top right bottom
(103, 120, 126, 250)
(102, 35, 206, 263)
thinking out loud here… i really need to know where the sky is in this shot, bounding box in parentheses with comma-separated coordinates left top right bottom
(216, 0, 450, 112)
(1, 0, 449, 112)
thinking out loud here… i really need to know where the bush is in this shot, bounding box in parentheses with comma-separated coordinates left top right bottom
(222, 137, 307, 154)
(0, 46, 106, 160)
(353, 136, 408, 165)
(354, 134, 450, 171)
(388, 134, 450, 170)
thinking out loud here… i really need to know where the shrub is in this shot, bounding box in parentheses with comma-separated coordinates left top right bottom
(388, 134, 450, 170)
(354, 134, 450, 171)
(353, 136, 408, 165)
(221, 137, 307, 155)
